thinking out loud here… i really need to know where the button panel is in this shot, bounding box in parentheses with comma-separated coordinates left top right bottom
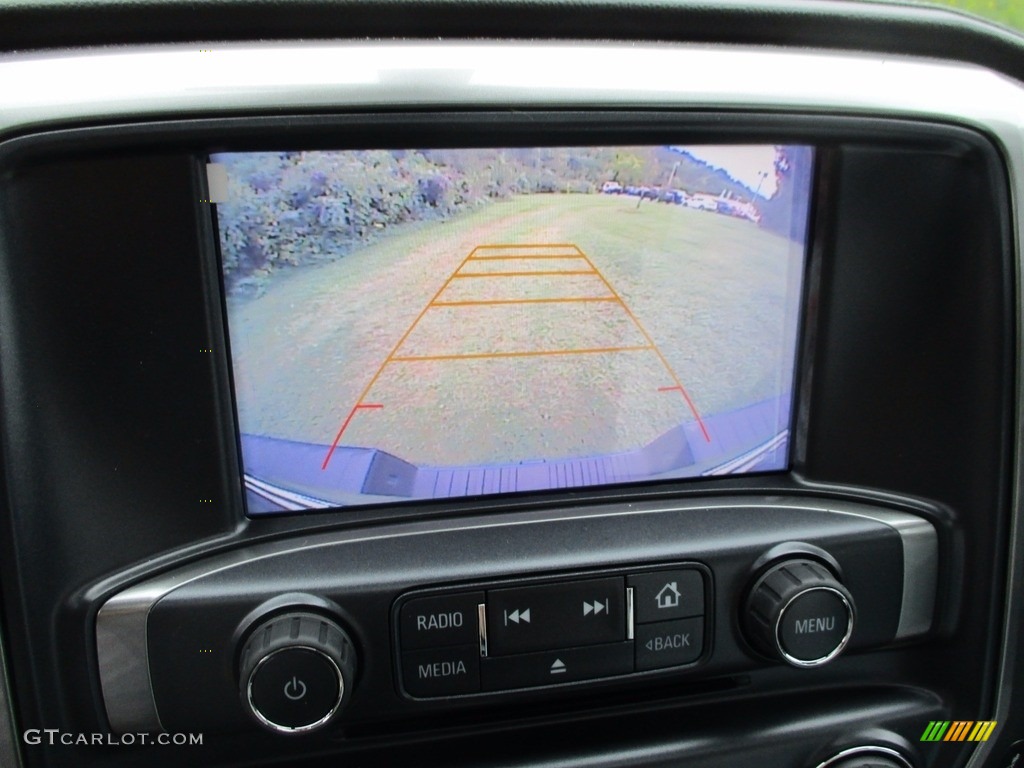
(395, 564, 709, 698)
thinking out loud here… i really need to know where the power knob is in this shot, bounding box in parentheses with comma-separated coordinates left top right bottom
(238, 611, 357, 733)
(744, 558, 855, 668)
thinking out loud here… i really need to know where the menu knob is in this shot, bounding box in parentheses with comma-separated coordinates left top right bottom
(744, 558, 854, 668)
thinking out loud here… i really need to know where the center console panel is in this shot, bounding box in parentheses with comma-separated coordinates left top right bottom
(98, 498, 937, 735)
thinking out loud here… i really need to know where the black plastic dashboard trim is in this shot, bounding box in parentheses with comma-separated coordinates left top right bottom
(96, 497, 933, 735)
(0, 109, 999, 530)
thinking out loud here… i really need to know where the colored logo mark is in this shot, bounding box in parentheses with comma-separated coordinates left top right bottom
(921, 721, 997, 742)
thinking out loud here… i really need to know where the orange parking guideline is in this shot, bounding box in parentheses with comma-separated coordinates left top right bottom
(572, 244, 712, 443)
(467, 254, 590, 261)
(452, 270, 596, 278)
(320, 247, 480, 470)
(432, 297, 616, 307)
(390, 345, 652, 363)
(322, 241, 712, 469)
(472, 243, 579, 249)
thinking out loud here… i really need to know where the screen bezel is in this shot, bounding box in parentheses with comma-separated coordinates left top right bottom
(199, 112, 826, 518)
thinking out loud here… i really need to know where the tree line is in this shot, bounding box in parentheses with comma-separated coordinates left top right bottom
(215, 147, 807, 295)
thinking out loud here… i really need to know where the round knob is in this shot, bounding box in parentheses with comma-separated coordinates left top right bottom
(744, 558, 854, 668)
(814, 746, 914, 767)
(238, 611, 357, 733)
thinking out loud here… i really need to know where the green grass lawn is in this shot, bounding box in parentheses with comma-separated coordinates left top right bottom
(227, 194, 804, 463)
(855, 0, 1024, 32)
(932, 0, 1024, 30)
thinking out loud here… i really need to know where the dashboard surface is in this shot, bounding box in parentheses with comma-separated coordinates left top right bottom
(0, 3, 1023, 768)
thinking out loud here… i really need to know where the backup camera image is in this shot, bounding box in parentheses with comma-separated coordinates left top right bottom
(213, 145, 812, 513)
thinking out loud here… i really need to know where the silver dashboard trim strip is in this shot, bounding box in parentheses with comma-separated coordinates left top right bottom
(95, 585, 166, 732)
(1, 42, 1024, 137)
(96, 550, 256, 732)
(824, 506, 939, 640)
(0, 621, 21, 768)
(626, 587, 635, 641)
(478, 603, 488, 658)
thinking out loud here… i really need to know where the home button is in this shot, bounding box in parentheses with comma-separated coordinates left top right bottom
(627, 570, 705, 623)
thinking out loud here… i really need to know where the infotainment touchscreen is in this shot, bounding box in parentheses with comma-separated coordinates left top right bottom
(211, 145, 813, 513)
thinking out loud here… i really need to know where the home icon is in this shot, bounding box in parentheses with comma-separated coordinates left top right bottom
(655, 582, 681, 610)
